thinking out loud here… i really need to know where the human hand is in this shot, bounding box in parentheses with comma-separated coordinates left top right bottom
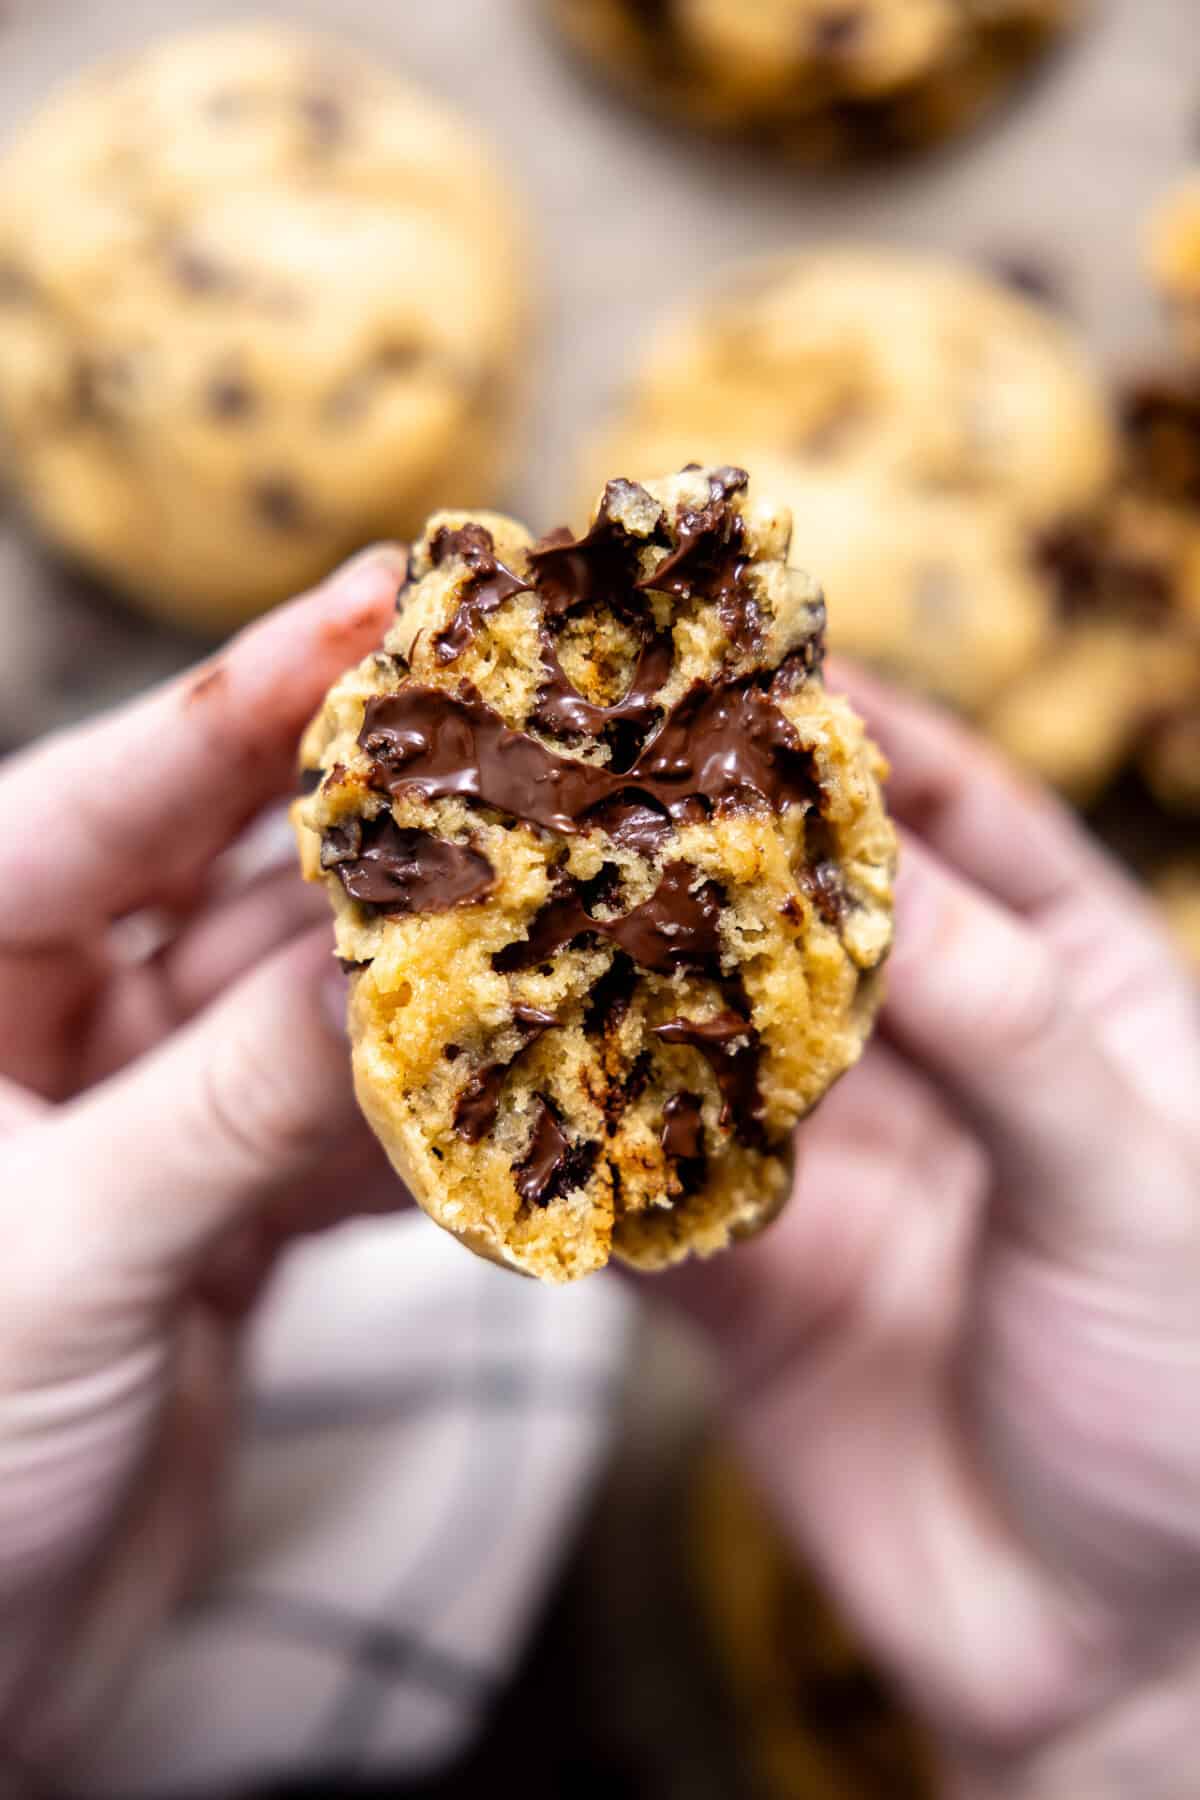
(665, 670, 1200, 1798)
(0, 548, 408, 1782)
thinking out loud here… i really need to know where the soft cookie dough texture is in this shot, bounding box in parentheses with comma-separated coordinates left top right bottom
(294, 467, 895, 1282)
(0, 24, 527, 632)
(547, 0, 1081, 158)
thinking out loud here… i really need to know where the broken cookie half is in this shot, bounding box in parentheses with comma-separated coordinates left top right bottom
(293, 466, 896, 1281)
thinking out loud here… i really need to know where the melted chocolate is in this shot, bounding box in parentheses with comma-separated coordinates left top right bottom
(800, 861, 848, 929)
(637, 467, 763, 652)
(1121, 378, 1200, 507)
(494, 862, 723, 977)
(584, 950, 638, 1037)
(321, 815, 494, 915)
(655, 1010, 764, 1147)
(453, 1004, 557, 1144)
(526, 480, 664, 621)
(1036, 524, 1174, 626)
(662, 1091, 705, 1161)
(431, 524, 532, 662)
(532, 630, 674, 764)
(359, 676, 817, 844)
(514, 1098, 598, 1208)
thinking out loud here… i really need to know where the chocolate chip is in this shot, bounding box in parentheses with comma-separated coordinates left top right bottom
(430, 524, 532, 662)
(297, 767, 323, 795)
(532, 629, 673, 766)
(359, 673, 819, 843)
(655, 1010, 765, 1148)
(514, 1098, 597, 1207)
(324, 814, 495, 915)
(299, 88, 348, 151)
(251, 476, 308, 532)
(526, 482, 664, 624)
(494, 862, 723, 978)
(445, 1043, 462, 1062)
(172, 246, 235, 294)
(988, 254, 1065, 310)
(798, 860, 847, 928)
(637, 469, 763, 654)
(812, 10, 865, 51)
(661, 1092, 707, 1194)
(207, 372, 257, 421)
(0, 263, 34, 305)
(453, 1005, 557, 1143)
(584, 950, 638, 1037)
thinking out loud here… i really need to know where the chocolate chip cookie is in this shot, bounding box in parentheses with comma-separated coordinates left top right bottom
(294, 466, 895, 1282)
(1155, 860, 1200, 974)
(579, 247, 1115, 717)
(546, 0, 1082, 159)
(0, 23, 528, 632)
(1148, 173, 1200, 361)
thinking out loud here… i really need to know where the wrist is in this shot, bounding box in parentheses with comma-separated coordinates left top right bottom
(943, 1646, 1200, 1800)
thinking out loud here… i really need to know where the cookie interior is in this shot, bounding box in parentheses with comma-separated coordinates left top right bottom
(295, 467, 894, 1281)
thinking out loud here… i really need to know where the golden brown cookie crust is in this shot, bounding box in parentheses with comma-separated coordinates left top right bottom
(0, 23, 528, 631)
(294, 467, 895, 1283)
(547, 0, 1083, 159)
(1148, 174, 1200, 362)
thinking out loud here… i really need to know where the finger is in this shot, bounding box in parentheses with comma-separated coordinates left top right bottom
(829, 659, 1143, 918)
(0, 545, 405, 946)
(65, 866, 330, 1091)
(193, 1131, 407, 1320)
(656, 1042, 987, 1391)
(883, 835, 1198, 1256)
(1, 927, 364, 1355)
(153, 863, 329, 1024)
(8, 1308, 238, 1771)
(834, 661, 1200, 1126)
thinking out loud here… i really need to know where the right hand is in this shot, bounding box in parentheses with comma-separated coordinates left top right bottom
(664, 671, 1200, 1798)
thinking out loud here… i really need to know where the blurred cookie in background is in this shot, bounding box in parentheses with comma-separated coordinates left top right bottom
(1147, 172, 1200, 361)
(1002, 371, 1200, 810)
(577, 244, 1116, 724)
(0, 23, 529, 634)
(686, 1444, 934, 1800)
(544, 0, 1084, 160)
(1154, 859, 1200, 973)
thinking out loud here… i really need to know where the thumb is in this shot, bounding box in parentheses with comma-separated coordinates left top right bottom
(1, 927, 362, 1340)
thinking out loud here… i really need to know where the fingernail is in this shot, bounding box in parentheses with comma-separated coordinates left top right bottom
(322, 964, 351, 1039)
(330, 541, 410, 590)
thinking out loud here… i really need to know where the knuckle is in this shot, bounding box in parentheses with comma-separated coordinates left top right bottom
(196, 1026, 326, 1182)
(985, 937, 1064, 1068)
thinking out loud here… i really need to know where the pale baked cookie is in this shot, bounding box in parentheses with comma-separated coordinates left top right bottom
(989, 378, 1200, 808)
(579, 247, 1115, 716)
(0, 24, 528, 632)
(1147, 174, 1200, 361)
(294, 466, 895, 1282)
(1154, 861, 1200, 975)
(546, 0, 1082, 158)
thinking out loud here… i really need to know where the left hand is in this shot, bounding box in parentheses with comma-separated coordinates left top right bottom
(0, 547, 407, 1781)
